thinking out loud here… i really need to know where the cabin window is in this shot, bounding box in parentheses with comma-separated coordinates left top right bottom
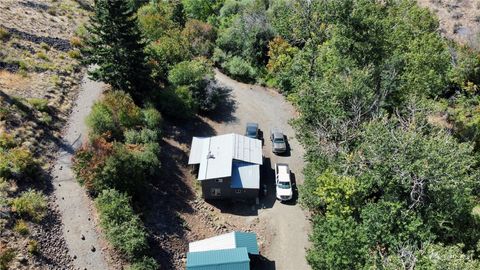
(211, 188, 221, 196)
(215, 179, 223, 183)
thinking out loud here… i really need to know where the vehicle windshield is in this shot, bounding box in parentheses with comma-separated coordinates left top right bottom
(247, 127, 257, 136)
(277, 181, 291, 189)
(273, 138, 284, 143)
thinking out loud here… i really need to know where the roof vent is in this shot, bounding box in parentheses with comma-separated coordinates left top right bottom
(207, 151, 215, 159)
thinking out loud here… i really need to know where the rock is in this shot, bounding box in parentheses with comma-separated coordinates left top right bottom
(90, 246, 96, 252)
(81, 234, 85, 240)
(17, 255, 27, 264)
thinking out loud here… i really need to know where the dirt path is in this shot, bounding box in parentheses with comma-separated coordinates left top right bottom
(51, 73, 111, 270)
(214, 70, 311, 270)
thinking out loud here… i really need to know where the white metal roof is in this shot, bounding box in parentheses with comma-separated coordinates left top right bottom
(189, 232, 237, 252)
(188, 231, 259, 255)
(233, 134, 263, 165)
(188, 137, 209, 165)
(188, 134, 262, 181)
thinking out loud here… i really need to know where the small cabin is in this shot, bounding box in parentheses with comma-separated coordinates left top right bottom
(186, 231, 259, 270)
(188, 134, 263, 200)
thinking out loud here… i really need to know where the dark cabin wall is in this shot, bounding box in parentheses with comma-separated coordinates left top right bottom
(201, 177, 233, 199)
(201, 177, 259, 200)
(231, 188, 258, 200)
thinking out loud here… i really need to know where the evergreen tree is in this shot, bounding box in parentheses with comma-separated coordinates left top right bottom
(170, 0, 186, 28)
(84, 0, 151, 103)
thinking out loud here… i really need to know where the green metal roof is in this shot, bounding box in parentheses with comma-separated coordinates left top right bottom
(187, 247, 250, 270)
(233, 232, 259, 255)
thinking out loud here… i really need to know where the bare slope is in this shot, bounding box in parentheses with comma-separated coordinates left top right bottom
(418, 0, 480, 49)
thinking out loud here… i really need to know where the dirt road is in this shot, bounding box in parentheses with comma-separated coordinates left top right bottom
(51, 73, 111, 270)
(214, 70, 311, 270)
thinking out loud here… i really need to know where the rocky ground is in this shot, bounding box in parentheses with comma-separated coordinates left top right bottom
(0, 0, 93, 269)
(418, 0, 480, 49)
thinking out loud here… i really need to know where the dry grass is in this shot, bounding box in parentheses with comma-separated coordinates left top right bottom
(0, 71, 29, 90)
(69, 36, 83, 47)
(427, 112, 454, 129)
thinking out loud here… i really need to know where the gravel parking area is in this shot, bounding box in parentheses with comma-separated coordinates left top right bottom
(212, 70, 311, 270)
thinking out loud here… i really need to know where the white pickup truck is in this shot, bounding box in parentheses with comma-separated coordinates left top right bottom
(275, 163, 293, 201)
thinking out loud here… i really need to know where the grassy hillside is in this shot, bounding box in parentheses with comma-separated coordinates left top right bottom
(0, 1, 90, 269)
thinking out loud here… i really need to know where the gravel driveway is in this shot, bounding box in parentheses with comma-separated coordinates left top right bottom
(214, 70, 311, 270)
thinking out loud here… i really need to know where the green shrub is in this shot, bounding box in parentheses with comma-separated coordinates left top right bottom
(0, 147, 36, 178)
(87, 102, 117, 138)
(142, 107, 162, 130)
(168, 58, 213, 87)
(168, 59, 225, 112)
(27, 240, 38, 254)
(0, 158, 8, 186)
(87, 91, 143, 140)
(93, 143, 160, 195)
(128, 256, 159, 270)
(67, 49, 81, 59)
(11, 190, 47, 222)
(0, 27, 10, 41)
(40, 42, 50, 51)
(0, 132, 16, 150)
(40, 113, 53, 125)
(212, 48, 227, 64)
(182, 19, 216, 57)
(222, 56, 257, 82)
(36, 52, 49, 61)
(137, 2, 176, 41)
(0, 178, 8, 208)
(174, 85, 197, 115)
(75, 24, 88, 38)
(13, 219, 29, 236)
(27, 98, 49, 112)
(95, 189, 148, 259)
(124, 128, 159, 144)
(145, 34, 190, 82)
(156, 87, 195, 119)
(0, 248, 15, 270)
(74, 141, 160, 196)
(8, 147, 36, 176)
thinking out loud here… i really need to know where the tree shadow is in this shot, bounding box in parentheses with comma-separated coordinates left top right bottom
(0, 25, 71, 52)
(19, 0, 50, 11)
(0, 90, 75, 159)
(162, 116, 217, 146)
(140, 136, 196, 269)
(201, 86, 238, 124)
(141, 117, 219, 269)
